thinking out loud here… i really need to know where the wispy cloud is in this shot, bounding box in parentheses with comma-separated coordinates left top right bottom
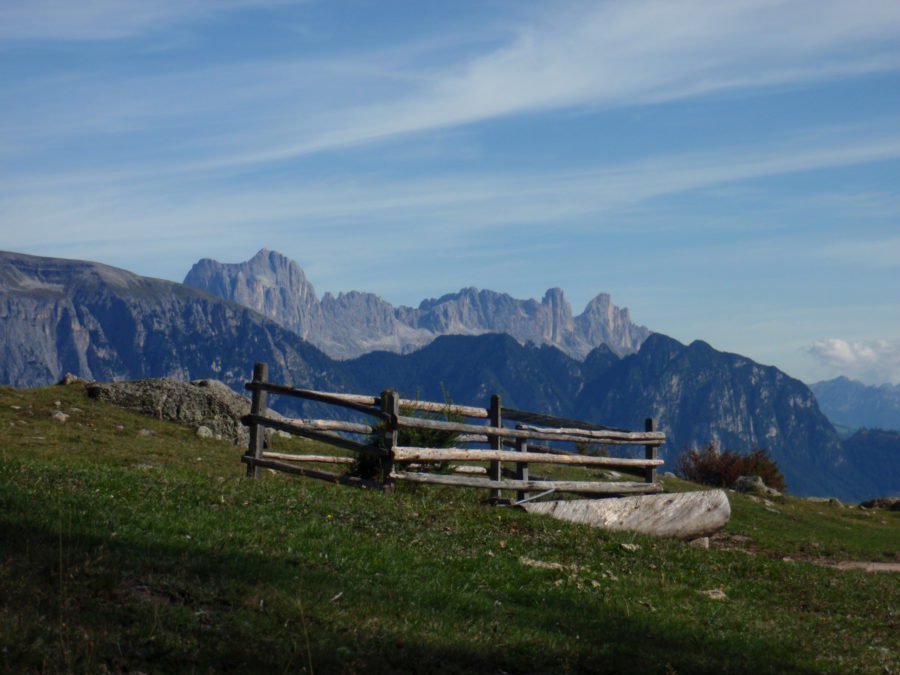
(3, 0, 899, 175)
(184, 0, 900, 171)
(806, 338, 900, 384)
(815, 235, 900, 268)
(4, 126, 899, 258)
(0, 0, 292, 41)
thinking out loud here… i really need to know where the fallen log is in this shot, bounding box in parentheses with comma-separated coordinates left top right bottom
(520, 490, 731, 540)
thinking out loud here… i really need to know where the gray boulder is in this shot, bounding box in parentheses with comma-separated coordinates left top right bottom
(87, 378, 254, 445)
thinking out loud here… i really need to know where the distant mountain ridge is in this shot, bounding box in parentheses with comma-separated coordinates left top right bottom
(183, 249, 650, 360)
(0, 251, 347, 396)
(1, 249, 894, 501)
(811, 377, 900, 432)
(352, 333, 874, 500)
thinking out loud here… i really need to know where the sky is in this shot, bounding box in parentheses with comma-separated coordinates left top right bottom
(1, 0, 899, 385)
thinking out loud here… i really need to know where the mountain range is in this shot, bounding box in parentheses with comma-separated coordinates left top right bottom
(0, 251, 346, 395)
(183, 249, 650, 359)
(810, 377, 900, 433)
(0, 249, 895, 501)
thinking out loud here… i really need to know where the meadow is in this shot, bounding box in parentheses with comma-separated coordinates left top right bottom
(0, 384, 897, 674)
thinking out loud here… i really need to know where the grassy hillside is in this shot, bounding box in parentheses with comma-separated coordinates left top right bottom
(0, 385, 897, 674)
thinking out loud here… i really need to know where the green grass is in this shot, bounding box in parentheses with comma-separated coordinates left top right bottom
(0, 384, 898, 674)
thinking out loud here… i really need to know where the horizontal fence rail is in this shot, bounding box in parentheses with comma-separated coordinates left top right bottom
(391, 446, 664, 468)
(241, 361, 665, 502)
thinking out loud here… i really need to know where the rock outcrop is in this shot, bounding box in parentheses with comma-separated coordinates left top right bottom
(87, 378, 256, 444)
(183, 249, 651, 359)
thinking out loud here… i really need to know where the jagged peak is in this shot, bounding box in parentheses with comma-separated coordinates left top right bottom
(582, 292, 612, 310)
(542, 287, 566, 302)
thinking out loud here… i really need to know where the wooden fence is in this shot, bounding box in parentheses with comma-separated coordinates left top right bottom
(240, 362, 666, 502)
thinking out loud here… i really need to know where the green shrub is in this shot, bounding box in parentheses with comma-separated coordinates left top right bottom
(677, 444, 786, 492)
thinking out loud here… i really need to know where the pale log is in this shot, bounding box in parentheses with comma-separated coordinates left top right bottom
(245, 382, 384, 418)
(243, 413, 382, 455)
(389, 471, 663, 494)
(243, 456, 384, 490)
(391, 446, 664, 468)
(520, 491, 731, 539)
(280, 419, 373, 434)
(396, 415, 665, 445)
(262, 452, 355, 464)
(515, 424, 666, 443)
(399, 399, 489, 419)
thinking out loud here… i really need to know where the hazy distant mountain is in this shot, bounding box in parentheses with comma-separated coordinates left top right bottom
(0, 251, 348, 397)
(810, 377, 900, 432)
(183, 249, 650, 360)
(841, 429, 900, 497)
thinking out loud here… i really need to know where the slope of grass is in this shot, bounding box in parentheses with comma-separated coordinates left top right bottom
(0, 384, 897, 674)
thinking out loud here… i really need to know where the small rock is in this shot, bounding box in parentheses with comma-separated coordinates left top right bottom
(53, 400, 61, 407)
(699, 588, 727, 601)
(52, 411, 69, 423)
(57, 373, 86, 385)
(733, 475, 781, 497)
(196, 425, 213, 439)
(689, 537, 710, 549)
(115, 424, 125, 431)
(828, 498, 843, 508)
(620, 543, 641, 552)
(138, 428, 155, 436)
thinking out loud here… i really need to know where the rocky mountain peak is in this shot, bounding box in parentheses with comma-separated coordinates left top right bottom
(183, 250, 653, 360)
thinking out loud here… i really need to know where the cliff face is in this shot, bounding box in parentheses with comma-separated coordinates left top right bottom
(573, 335, 865, 498)
(183, 250, 651, 359)
(0, 251, 347, 397)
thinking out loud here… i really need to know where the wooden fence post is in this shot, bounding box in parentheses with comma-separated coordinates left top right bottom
(488, 394, 503, 501)
(644, 417, 657, 484)
(245, 362, 269, 478)
(381, 389, 399, 490)
(515, 437, 528, 502)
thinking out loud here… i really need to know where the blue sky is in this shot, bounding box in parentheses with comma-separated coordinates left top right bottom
(1, 0, 899, 384)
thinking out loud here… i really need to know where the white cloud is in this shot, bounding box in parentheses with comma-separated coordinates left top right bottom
(807, 338, 900, 384)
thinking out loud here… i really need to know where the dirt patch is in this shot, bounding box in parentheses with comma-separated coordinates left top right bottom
(813, 560, 900, 573)
(709, 534, 899, 572)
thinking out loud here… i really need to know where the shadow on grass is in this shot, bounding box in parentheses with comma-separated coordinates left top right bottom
(0, 518, 819, 675)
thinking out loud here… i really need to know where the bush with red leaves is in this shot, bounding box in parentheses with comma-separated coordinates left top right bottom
(676, 444, 786, 492)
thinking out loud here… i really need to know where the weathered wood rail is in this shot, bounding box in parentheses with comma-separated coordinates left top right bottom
(241, 362, 665, 502)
